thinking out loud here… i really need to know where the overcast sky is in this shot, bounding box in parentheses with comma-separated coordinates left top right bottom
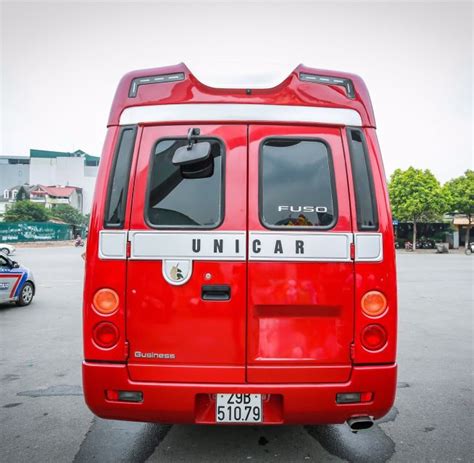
(1, 1, 472, 182)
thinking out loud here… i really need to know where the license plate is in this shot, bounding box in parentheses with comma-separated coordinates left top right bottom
(216, 393, 263, 423)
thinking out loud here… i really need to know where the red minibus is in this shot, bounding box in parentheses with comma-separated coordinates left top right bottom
(83, 64, 397, 430)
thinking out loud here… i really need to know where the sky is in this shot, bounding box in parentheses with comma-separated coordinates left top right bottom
(1, 1, 472, 183)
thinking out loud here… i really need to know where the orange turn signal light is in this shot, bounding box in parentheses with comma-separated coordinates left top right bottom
(93, 288, 119, 315)
(361, 291, 387, 317)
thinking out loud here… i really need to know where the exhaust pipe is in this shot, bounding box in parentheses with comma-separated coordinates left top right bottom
(347, 416, 374, 433)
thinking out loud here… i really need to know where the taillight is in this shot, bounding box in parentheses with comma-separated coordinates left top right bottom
(93, 322, 119, 348)
(361, 324, 387, 351)
(93, 288, 119, 315)
(336, 392, 373, 404)
(361, 291, 387, 317)
(106, 390, 143, 403)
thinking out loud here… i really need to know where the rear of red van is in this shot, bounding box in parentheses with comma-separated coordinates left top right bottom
(83, 64, 397, 427)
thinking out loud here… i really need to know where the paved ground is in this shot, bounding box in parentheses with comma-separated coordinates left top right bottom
(0, 247, 472, 462)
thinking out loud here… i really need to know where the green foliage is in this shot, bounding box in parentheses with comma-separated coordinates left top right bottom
(388, 167, 445, 223)
(443, 170, 474, 218)
(49, 204, 86, 225)
(3, 201, 50, 222)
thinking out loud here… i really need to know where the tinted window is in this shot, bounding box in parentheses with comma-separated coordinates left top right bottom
(260, 139, 336, 228)
(347, 129, 378, 230)
(105, 127, 137, 227)
(147, 139, 223, 227)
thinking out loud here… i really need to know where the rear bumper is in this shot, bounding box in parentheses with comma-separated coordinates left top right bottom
(82, 362, 397, 424)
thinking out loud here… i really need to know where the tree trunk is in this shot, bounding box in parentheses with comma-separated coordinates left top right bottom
(413, 220, 417, 251)
(465, 217, 471, 249)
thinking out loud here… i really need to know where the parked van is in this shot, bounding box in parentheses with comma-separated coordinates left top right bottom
(83, 64, 397, 429)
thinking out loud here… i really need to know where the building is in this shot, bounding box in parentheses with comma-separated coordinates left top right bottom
(0, 156, 30, 198)
(17, 184, 83, 211)
(0, 184, 84, 218)
(0, 149, 98, 217)
(28, 149, 98, 213)
(453, 215, 473, 248)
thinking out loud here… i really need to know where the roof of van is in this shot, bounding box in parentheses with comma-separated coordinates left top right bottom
(108, 63, 376, 127)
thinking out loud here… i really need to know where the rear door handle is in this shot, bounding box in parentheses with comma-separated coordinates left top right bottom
(201, 285, 231, 301)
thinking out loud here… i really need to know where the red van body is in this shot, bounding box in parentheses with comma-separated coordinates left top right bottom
(83, 63, 397, 426)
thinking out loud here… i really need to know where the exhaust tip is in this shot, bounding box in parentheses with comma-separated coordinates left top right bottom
(347, 416, 374, 432)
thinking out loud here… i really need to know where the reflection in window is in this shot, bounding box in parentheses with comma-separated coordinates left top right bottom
(347, 129, 378, 230)
(147, 139, 223, 227)
(105, 127, 136, 227)
(260, 139, 336, 228)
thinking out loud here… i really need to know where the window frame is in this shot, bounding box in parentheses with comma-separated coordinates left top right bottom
(144, 136, 226, 230)
(258, 136, 339, 231)
(346, 128, 379, 231)
(104, 125, 137, 229)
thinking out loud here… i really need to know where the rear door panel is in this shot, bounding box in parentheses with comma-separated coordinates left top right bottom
(247, 125, 354, 383)
(127, 125, 248, 383)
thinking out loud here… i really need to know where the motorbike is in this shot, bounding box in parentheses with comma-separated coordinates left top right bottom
(416, 239, 435, 249)
(75, 237, 84, 247)
(465, 242, 474, 255)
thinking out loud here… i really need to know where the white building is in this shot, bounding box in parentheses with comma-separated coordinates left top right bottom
(0, 156, 30, 198)
(29, 149, 99, 213)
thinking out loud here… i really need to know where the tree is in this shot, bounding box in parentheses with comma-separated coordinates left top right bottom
(49, 204, 86, 226)
(388, 167, 445, 250)
(3, 200, 50, 222)
(443, 170, 474, 249)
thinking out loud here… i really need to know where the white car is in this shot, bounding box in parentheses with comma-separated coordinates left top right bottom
(0, 243, 16, 256)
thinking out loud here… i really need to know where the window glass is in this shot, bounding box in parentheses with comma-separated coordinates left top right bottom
(105, 127, 136, 227)
(260, 139, 336, 228)
(147, 139, 223, 227)
(347, 129, 378, 230)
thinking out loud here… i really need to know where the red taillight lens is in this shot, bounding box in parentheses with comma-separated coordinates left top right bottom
(106, 390, 143, 403)
(93, 288, 119, 315)
(336, 392, 373, 404)
(361, 324, 387, 351)
(361, 291, 387, 317)
(93, 322, 119, 348)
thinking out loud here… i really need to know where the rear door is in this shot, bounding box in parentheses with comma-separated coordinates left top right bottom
(126, 125, 248, 383)
(247, 125, 354, 383)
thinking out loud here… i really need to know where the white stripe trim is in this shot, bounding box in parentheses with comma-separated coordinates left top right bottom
(119, 104, 362, 126)
(98, 230, 383, 262)
(354, 233, 383, 262)
(99, 230, 127, 260)
(129, 230, 246, 261)
(248, 231, 352, 262)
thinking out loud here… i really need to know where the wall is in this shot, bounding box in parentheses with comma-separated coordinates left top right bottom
(0, 163, 30, 194)
(0, 222, 73, 242)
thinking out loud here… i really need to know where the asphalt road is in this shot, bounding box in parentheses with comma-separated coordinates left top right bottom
(0, 246, 472, 462)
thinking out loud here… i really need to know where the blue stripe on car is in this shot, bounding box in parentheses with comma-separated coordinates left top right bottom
(14, 272, 28, 298)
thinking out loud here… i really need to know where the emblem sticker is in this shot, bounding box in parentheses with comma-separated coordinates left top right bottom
(162, 259, 192, 286)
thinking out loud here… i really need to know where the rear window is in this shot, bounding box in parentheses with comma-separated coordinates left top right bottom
(146, 139, 224, 228)
(347, 129, 378, 230)
(104, 126, 137, 228)
(260, 139, 336, 228)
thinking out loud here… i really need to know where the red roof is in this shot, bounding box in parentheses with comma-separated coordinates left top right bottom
(40, 185, 79, 197)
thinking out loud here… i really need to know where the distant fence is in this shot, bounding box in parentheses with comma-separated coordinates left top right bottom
(0, 222, 74, 242)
